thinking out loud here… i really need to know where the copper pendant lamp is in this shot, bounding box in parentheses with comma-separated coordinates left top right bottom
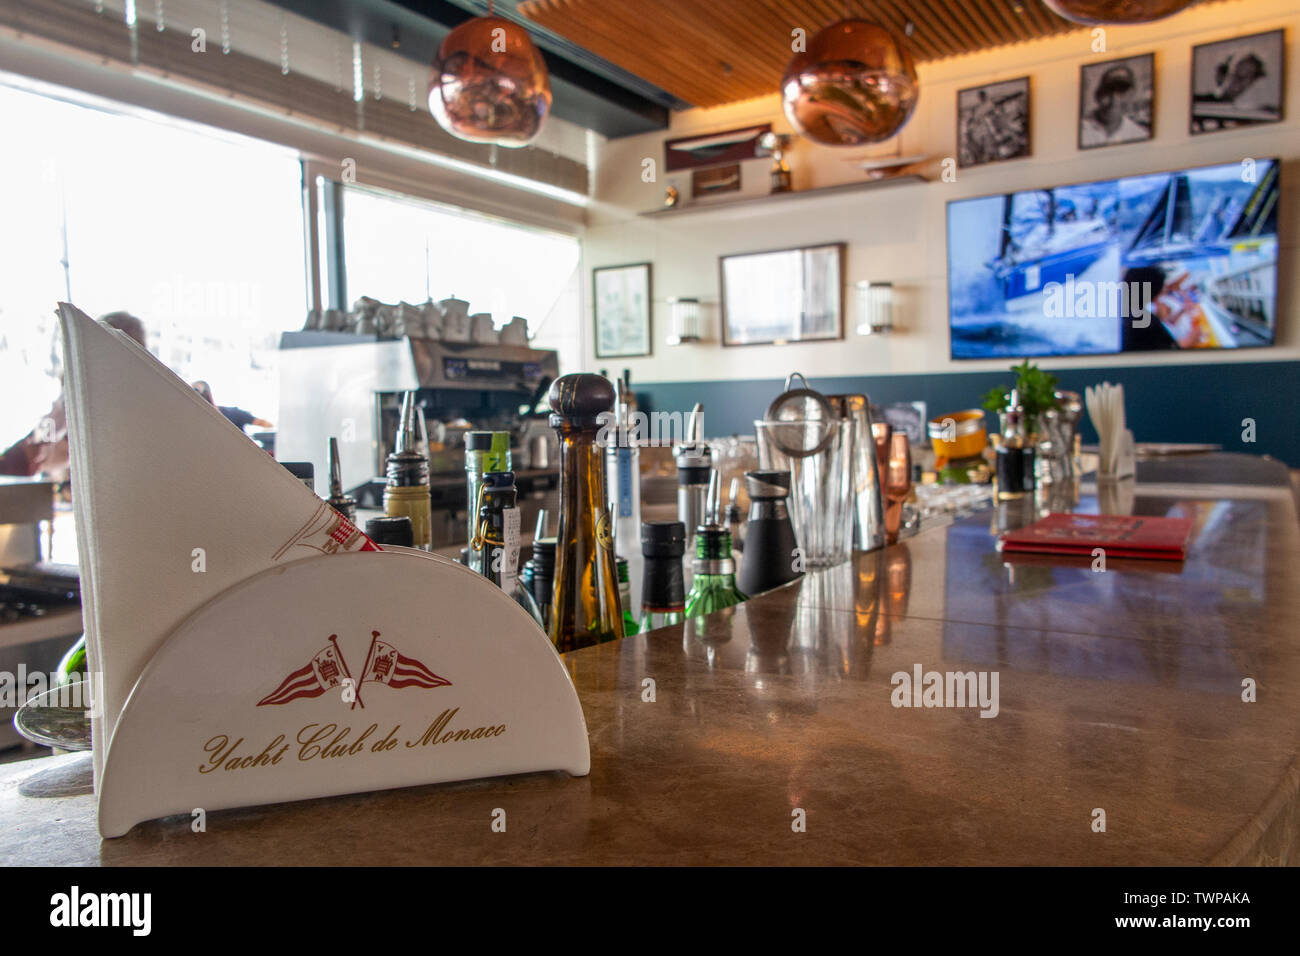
(428, 6, 552, 148)
(1042, 0, 1194, 24)
(781, 18, 918, 147)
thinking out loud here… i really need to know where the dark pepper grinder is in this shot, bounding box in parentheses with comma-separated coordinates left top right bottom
(737, 470, 803, 596)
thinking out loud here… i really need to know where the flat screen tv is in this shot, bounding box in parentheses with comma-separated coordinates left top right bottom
(946, 158, 1280, 359)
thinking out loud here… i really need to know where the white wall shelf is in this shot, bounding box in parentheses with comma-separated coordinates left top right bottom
(638, 174, 928, 219)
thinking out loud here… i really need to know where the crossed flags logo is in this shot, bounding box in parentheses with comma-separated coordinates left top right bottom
(257, 631, 450, 709)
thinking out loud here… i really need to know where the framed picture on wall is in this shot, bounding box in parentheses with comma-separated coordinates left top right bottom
(593, 262, 652, 358)
(1079, 53, 1154, 149)
(956, 76, 1030, 168)
(1190, 29, 1285, 134)
(719, 243, 844, 347)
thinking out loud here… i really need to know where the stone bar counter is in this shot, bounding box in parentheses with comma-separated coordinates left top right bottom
(1, 452, 1297, 865)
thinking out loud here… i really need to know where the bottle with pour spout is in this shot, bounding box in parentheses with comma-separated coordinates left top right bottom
(684, 471, 746, 619)
(383, 392, 432, 550)
(673, 403, 712, 556)
(326, 437, 357, 524)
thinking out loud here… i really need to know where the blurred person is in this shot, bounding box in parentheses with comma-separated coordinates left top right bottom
(192, 379, 272, 433)
(0, 311, 147, 479)
(190, 380, 215, 404)
(1080, 65, 1148, 147)
(1213, 51, 1270, 110)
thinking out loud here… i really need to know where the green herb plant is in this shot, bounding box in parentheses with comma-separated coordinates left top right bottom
(981, 360, 1061, 419)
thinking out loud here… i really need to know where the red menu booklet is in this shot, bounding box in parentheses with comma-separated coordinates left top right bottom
(999, 513, 1194, 561)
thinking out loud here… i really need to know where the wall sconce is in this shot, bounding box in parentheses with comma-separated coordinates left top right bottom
(856, 281, 894, 335)
(666, 297, 703, 345)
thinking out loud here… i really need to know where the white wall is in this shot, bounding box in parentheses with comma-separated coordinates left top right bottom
(583, 0, 1300, 383)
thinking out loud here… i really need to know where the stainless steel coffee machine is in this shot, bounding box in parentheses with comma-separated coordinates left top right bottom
(277, 335, 559, 546)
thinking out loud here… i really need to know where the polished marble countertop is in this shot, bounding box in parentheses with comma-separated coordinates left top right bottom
(2, 452, 1297, 865)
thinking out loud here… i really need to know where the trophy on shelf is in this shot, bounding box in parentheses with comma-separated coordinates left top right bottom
(759, 131, 793, 194)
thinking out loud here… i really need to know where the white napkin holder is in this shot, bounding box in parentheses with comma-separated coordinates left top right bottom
(98, 549, 589, 838)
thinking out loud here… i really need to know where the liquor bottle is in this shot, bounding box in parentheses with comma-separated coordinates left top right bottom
(465, 431, 512, 572)
(725, 476, 744, 553)
(384, 392, 432, 549)
(472, 471, 522, 595)
(469, 472, 542, 627)
(364, 515, 414, 547)
(604, 378, 642, 559)
(512, 552, 545, 629)
(684, 524, 746, 619)
(547, 373, 624, 652)
(640, 520, 686, 632)
(616, 557, 638, 636)
(518, 554, 535, 597)
(529, 535, 556, 629)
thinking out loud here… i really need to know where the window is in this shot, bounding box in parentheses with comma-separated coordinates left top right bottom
(0, 81, 306, 448)
(0, 78, 587, 460)
(339, 185, 582, 371)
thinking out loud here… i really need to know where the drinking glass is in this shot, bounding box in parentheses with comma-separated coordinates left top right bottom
(884, 432, 912, 545)
(754, 418, 854, 567)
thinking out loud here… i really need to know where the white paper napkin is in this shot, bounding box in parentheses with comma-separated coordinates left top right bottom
(58, 304, 376, 786)
(1085, 382, 1128, 476)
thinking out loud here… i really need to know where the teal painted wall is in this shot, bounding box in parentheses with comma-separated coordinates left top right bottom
(633, 360, 1300, 467)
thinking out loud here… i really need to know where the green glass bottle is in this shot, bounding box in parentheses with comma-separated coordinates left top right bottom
(684, 524, 746, 619)
(615, 556, 638, 635)
(56, 634, 87, 686)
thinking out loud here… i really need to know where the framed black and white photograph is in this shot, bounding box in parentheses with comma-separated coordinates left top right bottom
(956, 77, 1030, 168)
(1079, 53, 1154, 149)
(592, 263, 651, 358)
(719, 243, 844, 347)
(1191, 29, 1285, 134)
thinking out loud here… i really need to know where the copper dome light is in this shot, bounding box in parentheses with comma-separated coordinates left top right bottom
(781, 18, 919, 147)
(1042, 0, 1195, 24)
(428, 15, 552, 148)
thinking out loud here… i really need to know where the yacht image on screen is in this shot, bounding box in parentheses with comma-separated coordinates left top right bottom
(947, 158, 1278, 358)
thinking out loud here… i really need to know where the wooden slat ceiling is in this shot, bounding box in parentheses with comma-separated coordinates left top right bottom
(518, 0, 1200, 108)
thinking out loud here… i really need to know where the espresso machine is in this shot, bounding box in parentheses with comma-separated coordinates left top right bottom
(277, 335, 560, 548)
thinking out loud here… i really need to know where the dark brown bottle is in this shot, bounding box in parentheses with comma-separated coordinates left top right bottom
(547, 373, 624, 653)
